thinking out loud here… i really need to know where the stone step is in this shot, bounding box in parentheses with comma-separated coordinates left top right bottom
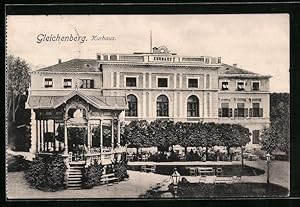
(68, 186, 82, 190)
(68, 180, 82, 184)
(68, 177, 82, 180)
(69, 175, 82, 178)
(68, 184, 82, 188)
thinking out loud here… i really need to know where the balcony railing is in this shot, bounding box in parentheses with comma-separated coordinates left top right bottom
(218, 108, 263, 118)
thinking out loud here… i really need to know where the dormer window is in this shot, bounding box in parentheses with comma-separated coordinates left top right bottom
(221, 81, 229, 90)
(44, 78, 53, 88)
(252, 81, 260, 91)
(237, 81, 245, 91)
(80, 79, 94, 89)
(64, 79, 72, 88)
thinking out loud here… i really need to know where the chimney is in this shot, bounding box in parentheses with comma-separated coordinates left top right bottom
(233, 63, 237, 67)
(58, 58, 62, 64)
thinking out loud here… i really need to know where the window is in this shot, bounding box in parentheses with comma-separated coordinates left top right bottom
(187, 95, 199, 117)
(188, 79, 198, 88)
(110, 55, 117, 61)
(63, 79, 72, 88)
(221, 103, 230, 117)
(80, 79, 94, 89)
(237, 81, 245, 91)
(103, 55, 108, 60)
(221, 81, 229, 90)
(157, 95, 169, 116)
(125, 95, 138, 117)
(251, 103, 263, 117)
(44, 78, 53, 88)
(157, 78, 168, 87)
(126, 77, 137, 87)
(252, 82, 260, 91)
(252, 130, 260, 144)
(237, 103, 245, 117)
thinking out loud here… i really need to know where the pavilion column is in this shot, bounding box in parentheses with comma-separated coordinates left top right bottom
(36, 120, 39, 153)
(39, 120, 42, 152)
(117, 119, 121, 147)
(87, 122, 91, 153)
(111, 119, 114, 150)
(53, 120, 56, 152)
(41, 120, 45, 152)
(64, 119, 68, 155)
(46, 120, 48, 151)
(100, 119, 103, 152)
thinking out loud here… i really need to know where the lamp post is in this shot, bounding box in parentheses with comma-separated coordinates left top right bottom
(171, 167, 181, 198)
(241, 146, 245, 167)
(266, 153, 271, 184)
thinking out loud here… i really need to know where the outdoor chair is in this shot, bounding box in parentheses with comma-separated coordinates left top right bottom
(189, 167, 197, 176)
(68, 152, 73, 162)
(216, 167, 223, 175)
(199, 176, 206, 183)
(233, 176, 242, 183)
(214, 176, 233, 184)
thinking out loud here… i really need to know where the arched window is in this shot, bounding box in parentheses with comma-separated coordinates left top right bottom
(187, 95, 199, 117)
(157, 95, 169, 117)
(125, 95, 138, 117)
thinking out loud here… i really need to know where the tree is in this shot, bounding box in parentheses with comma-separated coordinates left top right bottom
(260, 126, 278, 154)
(148, 120, 177, 153)
(7, 55, 31, 122)
(175, 122, 194, 156)
(7, 55, 31, 151)
(260, 93, 290, 156)
(122, 120, 151, 154)
(219, 124, 250, 161)
(203, 122, 221, 160)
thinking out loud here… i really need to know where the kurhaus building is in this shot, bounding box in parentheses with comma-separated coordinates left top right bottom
(27, 46, 271, 155)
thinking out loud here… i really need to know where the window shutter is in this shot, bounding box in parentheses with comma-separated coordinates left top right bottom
(218, 108, 222, 117)
(259, 108, 263, 117)
(234, 109, 238, 117)
(244, 108, 248, 117)
(249, 108, 253, 117)
(229, 108, 233, 117)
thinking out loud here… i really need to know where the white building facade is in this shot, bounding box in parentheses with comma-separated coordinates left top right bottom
(28, 46, 271, 148)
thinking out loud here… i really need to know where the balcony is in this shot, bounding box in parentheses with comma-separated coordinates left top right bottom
(218, 108, 263, 118)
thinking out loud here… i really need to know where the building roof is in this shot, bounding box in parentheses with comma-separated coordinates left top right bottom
(34, 59, 269, 78)
(35, 59, 99, 73)
(26, 90, 128, 110)
(219, 64, 259, 75)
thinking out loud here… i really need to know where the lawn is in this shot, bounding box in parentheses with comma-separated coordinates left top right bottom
(141, 182, 289, 198)
(129, 164, 264, 176)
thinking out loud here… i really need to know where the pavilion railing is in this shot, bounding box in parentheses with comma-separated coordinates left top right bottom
(85, 146, 127, 167)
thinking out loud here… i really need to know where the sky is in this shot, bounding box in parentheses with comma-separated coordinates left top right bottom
(6, 14, 289, 92)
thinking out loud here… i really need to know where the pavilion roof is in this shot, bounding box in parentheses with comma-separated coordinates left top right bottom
(26, 90, 128, 110)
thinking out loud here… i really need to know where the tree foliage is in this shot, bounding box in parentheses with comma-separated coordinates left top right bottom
(261, 93, 290, 155)
(7, 55, 31, 122)
(122, 120, 251, 157)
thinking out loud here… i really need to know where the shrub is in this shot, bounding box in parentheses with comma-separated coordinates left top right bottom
(114, 160, 129, 181)
(25, 155, 66, 191)
(82, 160, 103, 189)
(148, 153, 168, 162)
(7, 155, 30, 172)
(168, 150, 181, 161)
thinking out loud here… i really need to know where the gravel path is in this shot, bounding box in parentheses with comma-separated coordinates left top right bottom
(6, 170, 169, 199)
